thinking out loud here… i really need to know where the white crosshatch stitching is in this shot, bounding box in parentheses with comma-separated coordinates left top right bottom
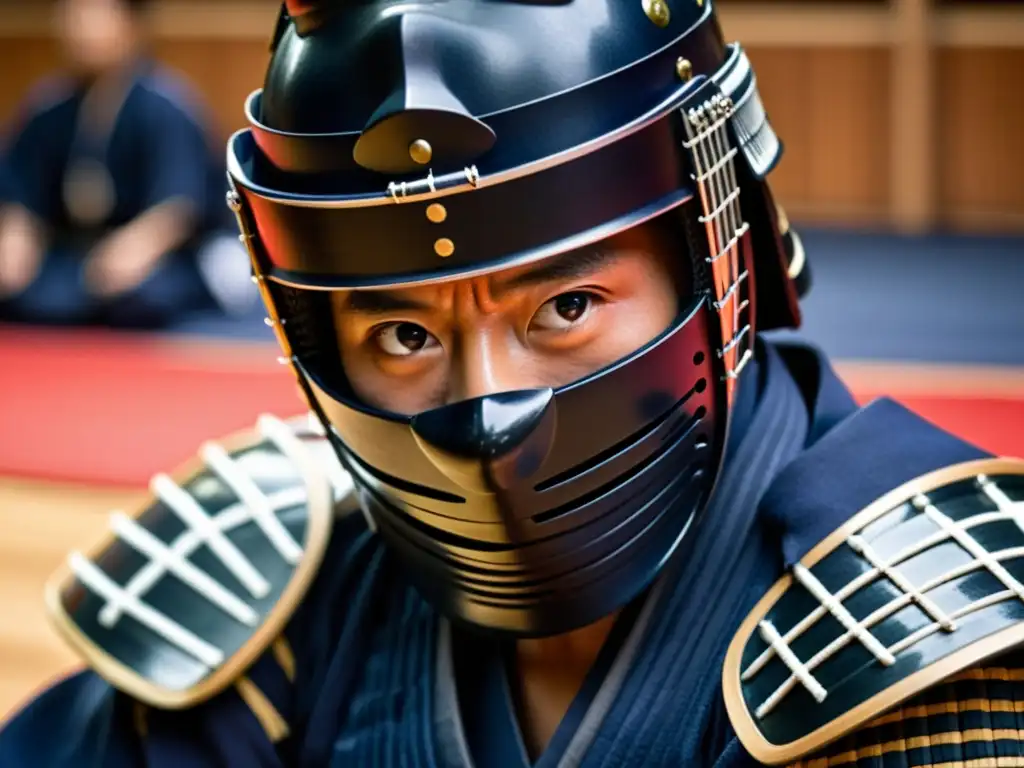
(67, 415, 344, 668)
(846, 534, 956, 632)
(742, 475, 1024, 719)
(682, 89, 752, 394)
(757, 620, 827, 706)
(791, 563, 897, 668)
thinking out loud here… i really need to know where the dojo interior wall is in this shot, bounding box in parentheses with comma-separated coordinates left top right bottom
(0, 0, 1021, 230)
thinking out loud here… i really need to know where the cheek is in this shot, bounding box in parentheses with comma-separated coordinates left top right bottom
(593, 285, 678, 362)
(528, 282, 678, 389)
(340, 346, 447, 415)
(619, 285, 678, 343)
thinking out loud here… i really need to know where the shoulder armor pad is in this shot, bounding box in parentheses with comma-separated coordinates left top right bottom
(45, 414, 349, 709)
(724, 458, 1024, 765)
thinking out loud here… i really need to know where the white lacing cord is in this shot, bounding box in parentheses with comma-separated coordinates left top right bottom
(91, 485, 307, 629)
(68, 413, 338, 668)
(151, 473, 271, 599)
(747, 474, 1024, 721)
(201, 440, 304, 565)
(108, 512, 258, 627)
(755, 620, 827, 718)
(792, 563, 896, 667)
(257, 412, 335, 520)
(978, 475, 1024, 532)
(847, 534, 955, 631)
(914, 493, 1024, 601)
(69, 553, 225, 667)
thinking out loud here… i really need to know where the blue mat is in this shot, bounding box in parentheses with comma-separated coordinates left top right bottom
(172, 230, 1024, 366)
(171, 302, 273, 341)
(782, 230, 1024, 365)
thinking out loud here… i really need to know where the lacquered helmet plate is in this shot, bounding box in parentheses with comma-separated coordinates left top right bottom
(223, 0, 791, 635)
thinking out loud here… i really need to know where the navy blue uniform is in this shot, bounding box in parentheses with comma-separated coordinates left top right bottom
(0, 60, 229, 327)
(2, 339, 1011, 767)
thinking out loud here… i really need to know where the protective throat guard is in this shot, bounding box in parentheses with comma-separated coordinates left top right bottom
(44, 415, 347, 708)
(724, 458, 1024, 765)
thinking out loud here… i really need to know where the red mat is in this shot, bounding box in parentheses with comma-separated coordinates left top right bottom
(0, 327, 1021, 488)
(839, 362, 1024, 460)
(0, 327, 303, 487)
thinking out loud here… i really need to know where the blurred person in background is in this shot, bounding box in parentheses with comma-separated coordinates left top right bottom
(0, 0, 253, 329)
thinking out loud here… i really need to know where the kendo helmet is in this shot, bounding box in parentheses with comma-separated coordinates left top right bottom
(226, 0, 804, 638)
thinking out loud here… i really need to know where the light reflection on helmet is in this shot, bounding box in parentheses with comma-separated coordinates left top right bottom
(226, 0, 801, 637)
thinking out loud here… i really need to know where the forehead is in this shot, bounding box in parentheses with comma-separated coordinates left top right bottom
(58, 0, 134, 24)
(60, 0, 122, 11)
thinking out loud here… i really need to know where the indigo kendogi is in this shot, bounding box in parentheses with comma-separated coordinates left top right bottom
(2, 1, 1023, 765)
(0, 0, 240, 327)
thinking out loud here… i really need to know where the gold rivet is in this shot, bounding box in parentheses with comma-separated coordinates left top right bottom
(675, 57, 693, 82)
(642, 0, 671, 27)
(409, 139, 433, 165)
(426, 203, 447, 224)
(434, 238, 454, 258)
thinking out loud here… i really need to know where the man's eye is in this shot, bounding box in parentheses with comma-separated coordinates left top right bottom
(374, 322, 438, 356)
(531, 292, 595, 331)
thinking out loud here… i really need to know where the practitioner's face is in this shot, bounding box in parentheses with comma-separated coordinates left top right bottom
(56, 0, 140, 75)
(331, 224, 688, 416)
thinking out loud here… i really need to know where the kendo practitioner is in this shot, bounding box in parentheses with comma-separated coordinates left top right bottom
(0, 0, 243, 328)
(3, 1, 1024, 766)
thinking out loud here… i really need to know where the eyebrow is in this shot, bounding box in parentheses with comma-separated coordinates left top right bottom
(339, 246, 621, 315)
(339, 290, 432, 315)
(493, 247, 621, 297)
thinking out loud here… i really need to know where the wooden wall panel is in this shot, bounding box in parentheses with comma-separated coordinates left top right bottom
(0, 38, 269, 140)
(805, 48, 891, 219)
(747, 47, 891, 225)
(151, 38, 270, 138)
(936, 47, 1024, 231)
(745, 48, 811, 207)
(0, 5, 1021, 233)
(0, 37, 60, 127)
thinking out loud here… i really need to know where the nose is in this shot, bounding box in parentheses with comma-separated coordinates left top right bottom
(446, 322, 541, 404)
(411, 388, 557, 493)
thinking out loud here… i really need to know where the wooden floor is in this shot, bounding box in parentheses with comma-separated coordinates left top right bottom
(0, 477, 143, 720)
